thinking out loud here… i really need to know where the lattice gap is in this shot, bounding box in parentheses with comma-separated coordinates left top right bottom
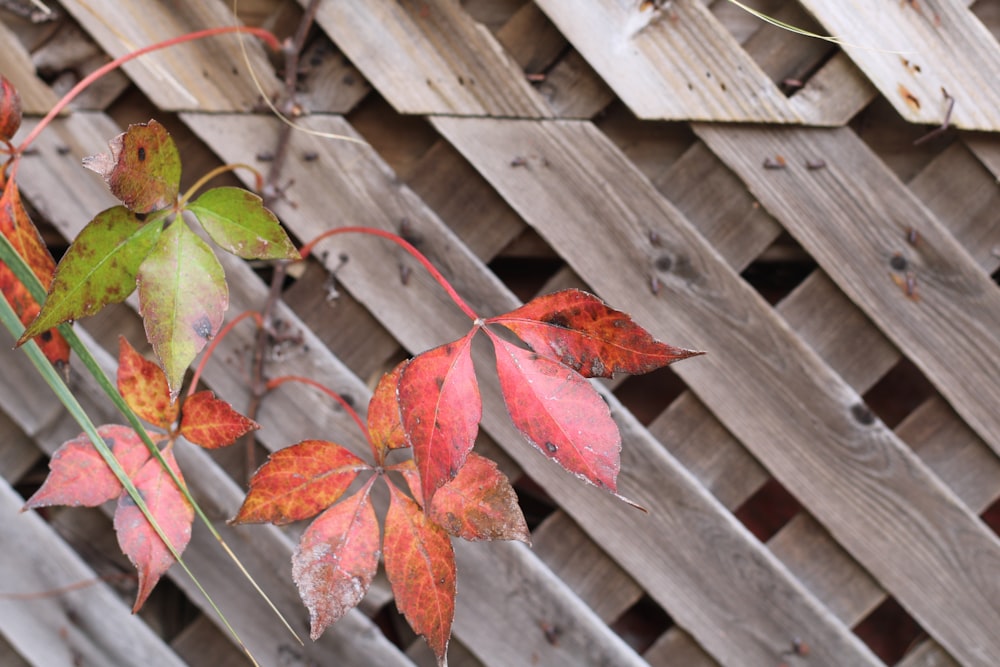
(853, 596, 928, 664)
(739, 232, 817, 306)
(734, 477, 802, 543)
(609, 593, 674, 654)
(862, 357, 937, 431)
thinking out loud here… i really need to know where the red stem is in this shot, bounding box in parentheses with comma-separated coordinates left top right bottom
(17, 26, 281, 153)
(265, 375, 370, 446)
(299, 226, 481, 322)
(187, 310, 263, 399)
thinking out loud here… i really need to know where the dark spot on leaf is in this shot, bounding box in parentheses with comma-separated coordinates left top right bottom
(544, 441, 558, 453)
(135, 212, 147, 222)
(40, 330, 52, 342)
(543, 313, 570, 329)
(104, 436, 116, 448)
(137, 146, 146, 162)
(193, 315, 213, 340)
(120, 489, 146, 506)
(850, 403, 875, 425)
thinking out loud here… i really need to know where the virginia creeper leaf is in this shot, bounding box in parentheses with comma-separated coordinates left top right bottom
(23, 425, 151, 509)
(117, 336, 177, 429)
(187, 187, 299, 260)
(384, 481, 455, 666)
(428, 453, 529, 543)
(82, 120, 180, 214)
(367, 361, 408, 464)
(489, 288, 701, 378)
(489, 333, 621, 492)
(0, 175, 69, 368)
(0, 75, 22, 141)
(232, 440, 369, 525)
(20, 207, 161, 341)
(180, 390, 258, 449)
(137, 220, 228, 397)
(398, 333, 481, 506)
(114, 447, 192, 612)
(292, 480, 379, 640)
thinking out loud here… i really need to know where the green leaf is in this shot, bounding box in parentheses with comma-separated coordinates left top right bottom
(137, 220, 228, 397)
(82, 120, 181, 214)
(20, 207, 162, 341)
(187, 187, 299, 260)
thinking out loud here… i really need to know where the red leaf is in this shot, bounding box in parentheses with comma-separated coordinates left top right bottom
(180, 390, 258, 449)
(1, 175, 69, 369)
(489, 288, 701, 377)
(23, 425, 151, 509)
(292, 479, 380, 640)
(232, 440, 369, 525)
(429, 453, 529, 543)
(390, 459, 424, 508)
(0, 75, 22, 142)
(489, 332, 621, 492)
(82, 120, 181, 214)
(113, 447, 193, 612)
(398, 333, 481, 505)
(384, 481, 455, 665)
(117, 336, 177, 429)
(367, 361, 408, 464)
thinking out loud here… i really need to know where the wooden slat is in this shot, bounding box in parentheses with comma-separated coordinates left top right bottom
(307, 0, 551, 116)
(431, 115, 1000, 666)
(187, 112, 881, 667)
(57, 0, 280, 111)
(0, 478, 188, 667)
(533, 0, 800, 122)
(696, 125, 1000, 463)
(798, 0, 1000, 130)
(0, 19, 59, 115)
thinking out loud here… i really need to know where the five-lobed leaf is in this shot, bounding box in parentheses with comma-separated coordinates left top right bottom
(367, 361, 408, 465)
(232, 440, 370, 525)
(398, 333, 481, 506)
(117, 335, 178, 430)
(489, 288, 701, 378)
(489, 331, 622, 492)
(113, 447, 192, 612)
(180, 390, 258, 448)
(292, 480, 380, 641)
(21, 207, 162, 341)
(23, 425, 151, 509)
(83, 120, 181, 214)
(384, 481, 455, 666)
(137, 219, 228, 397)
(187, 187, 299, 260)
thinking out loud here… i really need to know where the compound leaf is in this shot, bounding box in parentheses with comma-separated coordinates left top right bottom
(398, 333, 480, 506)
(292, 480, 379, 640)
(384, 481, 455, 666)
(489, 288, 701, 378)
(180, 390, 258, 449)
(232, 440, 369, 525)
(489, 332, 621, 492)
(83, 120, 180, 214)
(187, 187, 299, 260)
(137, 219, 228, 397)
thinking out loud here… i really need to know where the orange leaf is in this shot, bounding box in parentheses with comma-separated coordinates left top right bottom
(489, 332, 621, 492)
(232, 440, 370, 525)
(23, 425, 151, 509)
(180, 390, 258, 449)
(398, 333, 481, 506)
(292, 479, 379, 640)
(489, 288, 700, 378)
(429, 453, 529, 543)
(117, 336, 177, 429)
(384, 481, 455, 666)
(367, 361, 408, 464)
(113, 447, 192, 612)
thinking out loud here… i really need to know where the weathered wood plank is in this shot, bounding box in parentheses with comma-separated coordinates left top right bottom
(696, 125, 1000, 463)
(798, 0, 1000, 130)
(308, 0, 550, 116)
(0, 19, 59, 115)
(533, 0, 800, 122)
(0, 478, 188, 667)
(188, 112, 881, 667)
(431, 116, 1000, 666)
(57, 0, 281, 111)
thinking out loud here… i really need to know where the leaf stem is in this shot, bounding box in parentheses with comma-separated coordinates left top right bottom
(299, 226, 481, 322)
(186, 310, 263, 400)
(16, 25, 281, 154)
(265, 374, 370, 446)
(177, 163, 264, 210)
